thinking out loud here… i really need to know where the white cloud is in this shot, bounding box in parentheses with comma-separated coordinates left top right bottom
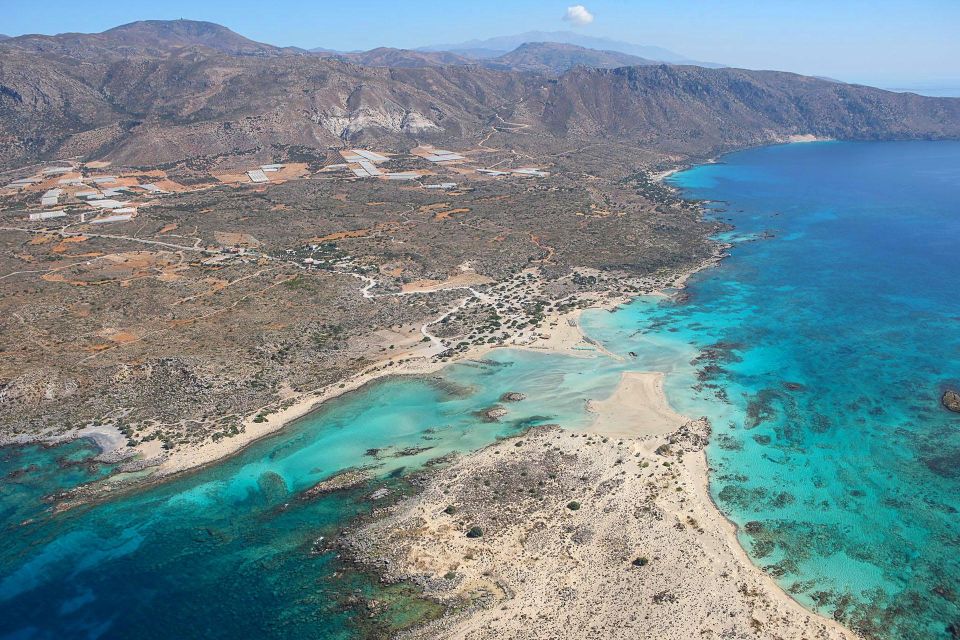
(563, 5, 594, 26)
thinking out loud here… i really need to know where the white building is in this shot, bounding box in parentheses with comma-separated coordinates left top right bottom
(90, 199, 127, 209)
(90, 213, 134, 224)
(41, 188, 63, 207)
(247, 169, 270, 183)
(28, 211, 67, 221)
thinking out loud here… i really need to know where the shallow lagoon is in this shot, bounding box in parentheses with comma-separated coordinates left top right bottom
(0, 350, 627, 639)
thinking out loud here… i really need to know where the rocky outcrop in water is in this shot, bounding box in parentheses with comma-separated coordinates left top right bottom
(478, 406, 509, 422)
(942, 390, 960, 413)
(499, 392, 527, 402)
(299, 469, 370, 500)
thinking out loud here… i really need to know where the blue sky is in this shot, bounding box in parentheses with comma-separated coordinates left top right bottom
(4, 1, 959, 88)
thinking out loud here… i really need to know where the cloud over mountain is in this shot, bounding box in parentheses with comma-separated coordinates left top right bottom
(563, 5, 594, 26)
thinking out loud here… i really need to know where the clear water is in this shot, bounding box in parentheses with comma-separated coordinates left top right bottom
(0, 351, 623, 639)
(2, 141, 959, 639)
(584, 140, 960, 639)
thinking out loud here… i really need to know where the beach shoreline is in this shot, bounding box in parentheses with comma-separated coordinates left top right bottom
(342, 396, 855, 640)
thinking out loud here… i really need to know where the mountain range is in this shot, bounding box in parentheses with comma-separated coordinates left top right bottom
(415, 30, 719, 66)
(1, 20, 958, 169)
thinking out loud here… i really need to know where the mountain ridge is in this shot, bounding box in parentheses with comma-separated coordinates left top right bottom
(0, 19, 304, 58)
(0, 19, 958, 170)
(486, 42, 657, 74)
(416, 30, 722, 67)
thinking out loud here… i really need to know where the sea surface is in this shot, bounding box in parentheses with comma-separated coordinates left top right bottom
(585, 140, 960, 638)
(1, 141, 958, 639)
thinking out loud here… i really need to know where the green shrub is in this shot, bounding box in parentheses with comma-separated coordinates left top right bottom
(466, 526, 483, 538)
(566, 501, 581, 511)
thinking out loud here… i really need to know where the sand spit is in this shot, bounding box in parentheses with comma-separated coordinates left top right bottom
(587, 371, 687, 438)
(344, 420, 853, 640)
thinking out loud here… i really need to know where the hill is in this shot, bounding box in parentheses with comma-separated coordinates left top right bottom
(487, 42, 657, 74)
(418, 30, 721, 66)
(0, 19, 300, 58)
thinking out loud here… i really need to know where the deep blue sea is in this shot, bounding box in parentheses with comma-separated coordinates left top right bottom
(1, 141, 959, 639)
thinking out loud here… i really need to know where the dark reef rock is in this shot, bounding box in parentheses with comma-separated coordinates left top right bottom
(477, 406, 509, 422)
(922, 450, 960, 478)
(942, 389, 960, 413)
(499, 392, 527, 402)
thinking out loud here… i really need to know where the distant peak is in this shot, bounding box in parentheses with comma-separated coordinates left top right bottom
(97, 19, 283, 55)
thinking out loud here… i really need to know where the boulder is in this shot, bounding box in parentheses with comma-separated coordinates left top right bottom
(943, 389, 960, 413)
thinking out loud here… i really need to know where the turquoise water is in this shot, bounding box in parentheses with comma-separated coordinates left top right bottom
(584, 140, 960, 639)
(0, 351, 622, 639)
(2, 141, 959, 639)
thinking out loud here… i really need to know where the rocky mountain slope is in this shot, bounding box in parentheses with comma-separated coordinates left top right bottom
(314, 47, 475, 68)
(417, 30, 707, 64)
(486, 42, 656, 74)
(1, 20, 959, 168)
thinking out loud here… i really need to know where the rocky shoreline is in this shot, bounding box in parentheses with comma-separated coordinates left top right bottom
(338, 418, 854, 640)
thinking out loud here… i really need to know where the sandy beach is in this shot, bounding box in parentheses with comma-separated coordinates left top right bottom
(587, 371, 687, 438)
(344, 411, 855, 640)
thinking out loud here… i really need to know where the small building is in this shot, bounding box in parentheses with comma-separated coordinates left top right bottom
(425, 183, 458, 189)
(92, 176, 118, 184)
(511, 168, 550, 177)
(42, 167, 72, 175)
(90, 213, 134, 224)
(247, 169, 270, 183)
(41, 188, 63, 207)
(424, 153, 465, 163)
(350, 165, 372, 178)
(75, 190, 100, 198)
(384, 172, 421, 181)
(90, 199, 127, 209)
(260, 164, 284, 172)
(140, 183, 167, 193)
(58, 177, 84, 185)
(357, 160, 382, 176)
(477, 169, 510, 176)
(350, 150, 390, 164)
(28, 210, 67, 221)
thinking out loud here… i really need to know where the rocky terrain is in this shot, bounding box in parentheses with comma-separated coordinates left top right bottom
(0, 146, 718, 469)
(2, 20, 960, 168)
(342, 421, 853, 640)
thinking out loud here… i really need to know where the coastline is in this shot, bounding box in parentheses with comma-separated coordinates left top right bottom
(2, 155, 863, 637)
(342, 411, 854, 639)
(61, 244, 725, 488)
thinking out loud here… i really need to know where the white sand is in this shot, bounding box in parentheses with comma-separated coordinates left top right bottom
(587, 371, 687, 437)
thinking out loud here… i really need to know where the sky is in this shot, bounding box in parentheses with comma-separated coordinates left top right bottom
(3, 0, 960, 91)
